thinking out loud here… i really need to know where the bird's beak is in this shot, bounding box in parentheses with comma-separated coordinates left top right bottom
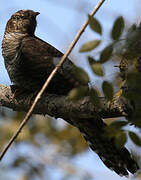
(35, 12, 40, 16)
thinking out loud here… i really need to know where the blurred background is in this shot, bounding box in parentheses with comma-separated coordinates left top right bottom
(0, 0, 141, 180)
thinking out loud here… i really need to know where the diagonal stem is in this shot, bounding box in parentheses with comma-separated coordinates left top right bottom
(0, 0, 106, 161)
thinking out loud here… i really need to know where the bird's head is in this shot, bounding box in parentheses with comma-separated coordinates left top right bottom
(5, 10, 40, 35)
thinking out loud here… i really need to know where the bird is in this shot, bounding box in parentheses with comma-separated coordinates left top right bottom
(2, 10, 139, 176)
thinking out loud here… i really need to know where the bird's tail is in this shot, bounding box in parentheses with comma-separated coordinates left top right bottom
(72, 117, 139, 176)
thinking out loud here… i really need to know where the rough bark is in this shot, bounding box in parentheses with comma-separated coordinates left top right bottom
(0, 84, 133, 123)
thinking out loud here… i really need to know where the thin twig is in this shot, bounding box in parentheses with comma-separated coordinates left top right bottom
(0, 0, 106, 161)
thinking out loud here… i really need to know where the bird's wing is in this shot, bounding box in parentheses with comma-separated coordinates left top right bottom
(20, 36, 79, 94)
(21, 36, 76, 81)
(21, 36, 64, 77)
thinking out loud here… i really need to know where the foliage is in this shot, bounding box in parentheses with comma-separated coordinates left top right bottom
(78, 14, 141, 152)
(88, 15, 102, 35)
(111, 16, 124, 40)
(79, 40, 101, 52)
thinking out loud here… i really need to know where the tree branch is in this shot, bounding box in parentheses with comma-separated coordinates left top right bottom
(0, 85, 133, 121)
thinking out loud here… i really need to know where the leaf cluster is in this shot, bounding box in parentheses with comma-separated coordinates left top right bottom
(72, 14, 141, 150)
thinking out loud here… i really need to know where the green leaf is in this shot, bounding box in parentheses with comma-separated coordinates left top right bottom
(73, 67, 89, 85)
(110, 121, 128, 129)
(128, 24, 137, 33)
(89, 88, 100, 106)
(88, 58, 104, 76)
(99, 45, 113, 63)
(88, 56, 97, 63)
(115, 132, 127, 148)
(129, 131, 141, 146)
(102, 81, 114, 100)
(88, 15, 102, 35)
(79, 40, 101, 52)
(91, 63, 104, 77)
(111, 16, 125, 40)
(68, 86, 88, 101)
